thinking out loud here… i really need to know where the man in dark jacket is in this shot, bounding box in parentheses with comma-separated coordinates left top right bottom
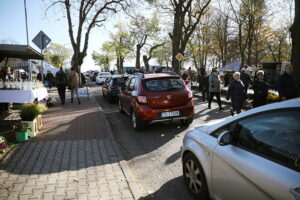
(240, 67, 252, 96)
(55, 67, 68, 105)
(278, 64, 297, 100)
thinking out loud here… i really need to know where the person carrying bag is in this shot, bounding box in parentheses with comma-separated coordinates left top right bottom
(67, 67, 81, 104)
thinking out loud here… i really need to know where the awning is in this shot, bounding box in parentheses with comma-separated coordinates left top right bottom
(0, 44, 44, 62)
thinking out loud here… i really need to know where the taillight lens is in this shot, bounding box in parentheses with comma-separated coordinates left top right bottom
(137, 96, 147, 104)
(110, 85, 117, 89)
(188, 90, 193, 99)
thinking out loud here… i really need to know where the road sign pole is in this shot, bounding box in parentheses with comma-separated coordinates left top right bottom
(41, 35, 44, 82)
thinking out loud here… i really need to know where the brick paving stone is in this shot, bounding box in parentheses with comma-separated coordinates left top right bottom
(0, 89, 135, 200)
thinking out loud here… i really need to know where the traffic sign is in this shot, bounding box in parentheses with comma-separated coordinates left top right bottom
(32, 31, 51, 51)
(176, 53, 184, 61)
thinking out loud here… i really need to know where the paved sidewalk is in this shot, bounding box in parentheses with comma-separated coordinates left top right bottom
(0, 87, 139, 200)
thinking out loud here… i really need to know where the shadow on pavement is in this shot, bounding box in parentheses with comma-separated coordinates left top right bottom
(139, 176, 194, 200)
(0, 97, 117, 175)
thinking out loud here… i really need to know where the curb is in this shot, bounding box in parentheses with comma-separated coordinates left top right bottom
(95, 96, 143, 200)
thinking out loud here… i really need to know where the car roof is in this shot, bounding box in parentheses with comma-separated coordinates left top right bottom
(142, 73, 180, 79)
(206, 98, 300, 132)
(111, 74, 129, 78)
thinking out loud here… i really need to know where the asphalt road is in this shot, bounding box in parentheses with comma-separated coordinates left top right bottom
(94, 83, 232, 200)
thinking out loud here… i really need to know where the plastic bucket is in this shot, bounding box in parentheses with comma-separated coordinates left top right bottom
(16, 131, 28, 143)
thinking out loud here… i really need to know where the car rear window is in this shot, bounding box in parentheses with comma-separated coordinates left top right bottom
(142, 78, 185, 92)
(112, 77, 128, 86)
(100, 72, 110, 76)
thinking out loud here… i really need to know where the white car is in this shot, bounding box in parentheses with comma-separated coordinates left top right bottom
(96, 72, 111, 85)
(181, 98, 300, 200)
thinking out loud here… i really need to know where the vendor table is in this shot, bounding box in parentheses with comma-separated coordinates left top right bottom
(0, 88, 48, 103)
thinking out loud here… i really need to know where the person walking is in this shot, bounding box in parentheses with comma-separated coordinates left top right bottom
(68, 67, 81, 104)
(55, 67, 68, 105)
(252, 70, 268, 108)
(278, 64, 297, 101)
(226, 72, 246, 115)
(46, 71, 55, 91)
(240, 67, 252, 96)
(208, 69, 223, 111)
(201, 72, 209, 102)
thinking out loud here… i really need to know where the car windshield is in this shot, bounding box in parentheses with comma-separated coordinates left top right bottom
(142, 78, 185, 92)
(113, 77, 128, 86)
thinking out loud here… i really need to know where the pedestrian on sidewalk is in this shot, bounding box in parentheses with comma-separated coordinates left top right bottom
(55, 67, 68, 105)
(278, 64, 297, 101)
(68, 67, 81, 104)
(226, 72, 246, 115)
(252, 70, 268, 108)
(208, 69, 223, 111)
(46, 71, 55, 91)
(240, 67, 252, 97)
(201, 71, 209, 101)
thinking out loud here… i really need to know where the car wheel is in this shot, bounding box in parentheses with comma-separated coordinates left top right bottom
(131, 110, 144, 131)
(119, 100, 125, 114)
(183, 153, 209, 200)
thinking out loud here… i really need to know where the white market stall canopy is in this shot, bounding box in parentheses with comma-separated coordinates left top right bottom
(219, 61, 260, 72)
(43, 64, 60, 75)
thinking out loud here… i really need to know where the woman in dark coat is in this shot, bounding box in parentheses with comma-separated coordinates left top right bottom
(252, 70, 268, 108)
(226, 72, 246, 115)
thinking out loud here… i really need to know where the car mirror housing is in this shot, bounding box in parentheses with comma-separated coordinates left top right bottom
(217, 131, 232, 146)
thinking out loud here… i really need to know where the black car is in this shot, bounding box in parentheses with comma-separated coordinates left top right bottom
(102, 75, 130, 102)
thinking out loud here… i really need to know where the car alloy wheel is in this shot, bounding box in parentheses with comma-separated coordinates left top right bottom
(132, 111, 137, 128)
(131, 110, 144, 131)
(185, 159, 202, 193)
(183, 153, 209, 199)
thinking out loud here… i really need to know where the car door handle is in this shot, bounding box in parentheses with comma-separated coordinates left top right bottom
(289, 187, 300, 200)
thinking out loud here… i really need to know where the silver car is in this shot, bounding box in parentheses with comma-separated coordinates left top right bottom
(181, 98, 300, 200)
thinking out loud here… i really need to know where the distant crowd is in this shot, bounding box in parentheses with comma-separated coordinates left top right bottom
(197, 64, 297, 116)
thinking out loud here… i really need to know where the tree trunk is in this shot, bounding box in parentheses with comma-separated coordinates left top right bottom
(171, 4, 182, 73)
(291, 0, 300, 97)
(143, 55, 150, 71)
(135, 44, 141, 69)
(120, 56, 124, 73)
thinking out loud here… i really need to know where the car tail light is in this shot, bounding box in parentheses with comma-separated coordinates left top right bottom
(110, 85, 117, 89)
(188, 90, 193, 99)
(137, 96, 147, 104)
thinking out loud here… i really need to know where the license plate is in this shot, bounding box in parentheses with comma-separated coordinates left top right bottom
(161, 111, 180, 118)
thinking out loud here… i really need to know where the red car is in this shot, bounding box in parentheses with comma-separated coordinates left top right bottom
(118, 73, 194, 131)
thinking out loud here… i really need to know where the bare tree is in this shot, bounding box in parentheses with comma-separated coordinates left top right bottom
(142, 42, 166, 71)
(290, 0, 300, 96)
(146, 0, 211, 73)
(47, 0, 132, 73)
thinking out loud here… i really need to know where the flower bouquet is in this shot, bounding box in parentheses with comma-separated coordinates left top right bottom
(46, 97, 57, 107)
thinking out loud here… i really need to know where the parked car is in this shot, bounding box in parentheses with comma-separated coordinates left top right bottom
(181, 98, 300, 200)
(96, 72, 112, 84)
(91, 71, 99, 81)
(102, 75, 130, 102)
(119, 73, 194, 131)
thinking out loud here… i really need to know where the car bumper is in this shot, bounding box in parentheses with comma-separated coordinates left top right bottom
(135, 100, 194, 122)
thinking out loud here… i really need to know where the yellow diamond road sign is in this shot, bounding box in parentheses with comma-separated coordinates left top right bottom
(176, 53, 183, 61)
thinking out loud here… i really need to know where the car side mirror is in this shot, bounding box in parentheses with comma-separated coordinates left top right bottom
(217, 131, 232, 146)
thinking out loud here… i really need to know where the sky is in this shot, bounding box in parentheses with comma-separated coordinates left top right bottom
(0, 0, 136, 72)
(0, 0, 294, 72)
